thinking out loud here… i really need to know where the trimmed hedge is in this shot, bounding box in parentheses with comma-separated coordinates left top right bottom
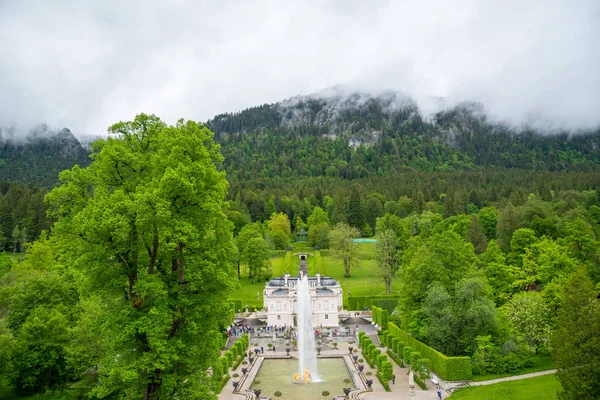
(230, 299, 243, 312)
(371, 298, 399, 313)
(347, 294, 400, 311)
(387, 349, 404, 368)
(283, 250, 293, 274)
(314, 250, 324, 274)
(414, 374, 427, 390)
(387, 323, 471, 381)
(372, 306, 389, 329)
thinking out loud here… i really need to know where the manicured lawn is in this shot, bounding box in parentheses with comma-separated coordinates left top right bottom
(450, 374, 560, 400)
(230, 240, 396, 309)
(471, 353, 555, 382)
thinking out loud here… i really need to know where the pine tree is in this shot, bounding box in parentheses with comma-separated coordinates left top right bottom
(347, 186, 364, 230)
(551, 268, 600, 400)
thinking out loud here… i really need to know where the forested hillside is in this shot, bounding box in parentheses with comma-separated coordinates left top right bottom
(207, 91, 600, 182)
(0, 126, 90, 186)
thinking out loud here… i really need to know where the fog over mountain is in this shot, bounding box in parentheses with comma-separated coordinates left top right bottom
(1, 0, 599, 137)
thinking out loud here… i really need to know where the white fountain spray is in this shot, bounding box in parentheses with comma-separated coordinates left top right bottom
(297, 274, 319, 382)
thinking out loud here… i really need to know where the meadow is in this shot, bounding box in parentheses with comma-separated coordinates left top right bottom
(449, 374, 560, 400)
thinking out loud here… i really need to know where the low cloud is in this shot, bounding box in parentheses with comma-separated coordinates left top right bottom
(1, 0, 599, 137)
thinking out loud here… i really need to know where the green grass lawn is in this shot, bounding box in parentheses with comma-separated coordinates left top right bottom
(230, 240, 394, 309)
(471, 353, 555, 382)
(450, 374, 560, 400)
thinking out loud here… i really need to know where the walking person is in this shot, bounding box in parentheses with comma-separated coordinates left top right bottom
(392, 374, 395, 384)
(437, 387, 443, 399)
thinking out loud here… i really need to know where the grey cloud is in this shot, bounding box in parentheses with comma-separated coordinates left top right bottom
(0, 0, 599, 137)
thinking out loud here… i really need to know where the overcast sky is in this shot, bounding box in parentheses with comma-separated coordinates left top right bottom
(1, 0, 599, 136)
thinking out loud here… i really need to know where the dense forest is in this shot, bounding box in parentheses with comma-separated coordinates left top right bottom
(0, 93, 599, 398)
(207, 92, 600, 182)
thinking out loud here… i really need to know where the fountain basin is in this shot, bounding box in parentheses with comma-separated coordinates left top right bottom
(251, 358, 352, 399)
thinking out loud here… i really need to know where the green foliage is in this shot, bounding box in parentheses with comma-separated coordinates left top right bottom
(308, 222, 330, 249)
(0, 128, 90, 187)
(450, 374, 560, 400)
(328, 222, 360, 277)
(409, 351, 422, 371)
(230, 299, 243, 312)
(376, 353, 387, 370)
(375, 228, 401, 293)
(43, 114, 236, 400)
(13, 306, 70, 393)
(283, 250, 293, 274)
(313, 250, 324, 274)
(244, 237, 271, 282)
(422, 277, 497, 357)
(551, 268, 600, 400)
(414, 373, 427, 390)
(389, 323, 472, 381)
(347, 294, 399, 311)
(371, 298, 399, 313)
(376, 371, 391, 392)
(504, 292, 552, 353)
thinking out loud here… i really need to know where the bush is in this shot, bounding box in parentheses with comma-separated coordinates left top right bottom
(381, 360, 394, 381)
(418, 358, 432, 379)
(414, 373, 427, 390)
(376, 354, 387, 370)
(410, 351, 422, 371)
(376, 371, 391, 392)
(403, 346, 413, 365)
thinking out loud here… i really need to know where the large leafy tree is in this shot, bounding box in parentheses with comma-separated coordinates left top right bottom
(503, 292, 552, 354)
(423, 277, 497, 356)
(45, 114, 236, 399)
(243, 237, 271, 282)
(551, 268, 600, 400)
(236, 222, 263, 278)
(328, 222, 360, 277)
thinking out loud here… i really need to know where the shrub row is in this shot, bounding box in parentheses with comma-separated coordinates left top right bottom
(283, 250, 293, 274)
(359, 331, 394, 387)
(376, 371, 391, 392)
(371, 306, 389, 329)
(387, 323, 472, 381)
(314, 250, 323, 274)
(347, 294, 400, 311)
(212, 334, 250, 390)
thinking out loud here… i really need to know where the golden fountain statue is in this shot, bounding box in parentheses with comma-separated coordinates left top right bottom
(292, 369, 312, 384)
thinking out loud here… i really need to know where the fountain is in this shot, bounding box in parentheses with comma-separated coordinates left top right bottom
(292, 274, 319, 383)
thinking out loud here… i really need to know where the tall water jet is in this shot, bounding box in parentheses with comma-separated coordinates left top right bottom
(295, 274, 319, 382)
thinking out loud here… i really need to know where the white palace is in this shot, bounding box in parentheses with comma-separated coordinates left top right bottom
(263, 254, 343, 328)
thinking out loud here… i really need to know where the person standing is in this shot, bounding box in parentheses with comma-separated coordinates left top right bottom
(392, 374, 395, 384)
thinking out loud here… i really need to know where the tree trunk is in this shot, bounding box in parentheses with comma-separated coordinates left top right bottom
(143, 369, 162, 400)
